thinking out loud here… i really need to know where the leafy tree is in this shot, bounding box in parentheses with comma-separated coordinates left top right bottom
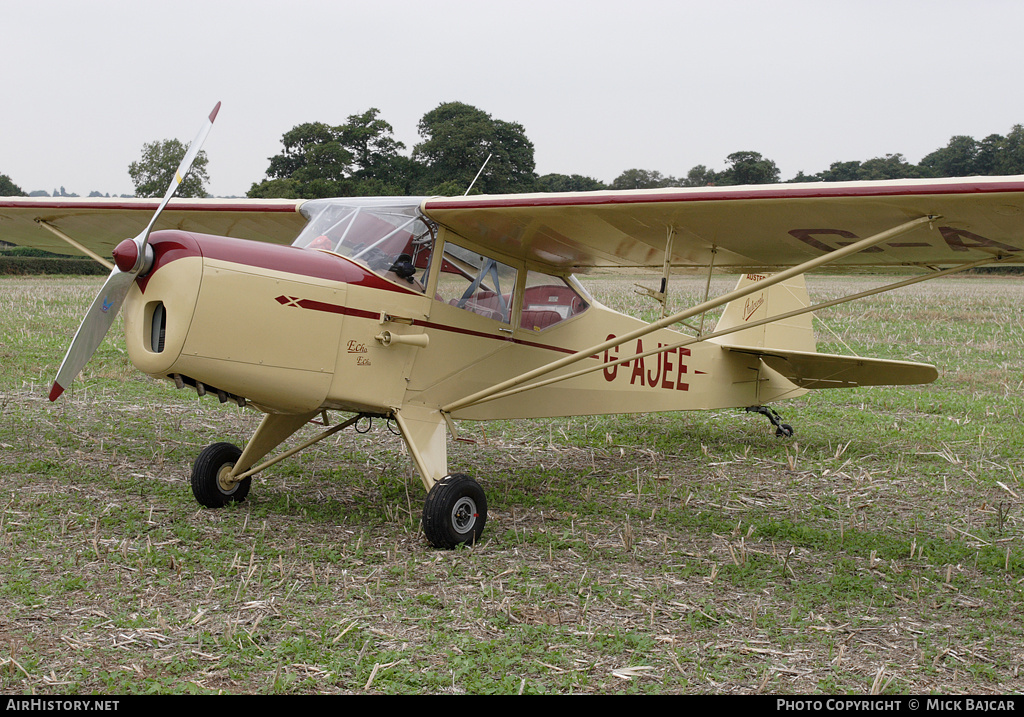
(367, 154, 424, 195)
(815, 160, 867, 183)
(340, 108, 406, 182)
(610, 168, 677, 190)
(268, 123, 348, 179)
(859, 153, 924, 180)
(994, 124, 1024, 175)
(682, 164, 718, 187)
(919, 135, 980, 177)
(813, 153, 922, 182)
(536, 173, 607, 192)
(1, 173, 26, 196)
(918, 127, 1024, 178)
(250, 122, 354, 199)
(795, 126, 1024, 182)
(128, 139, 210, 198)
(787, 170, 820, 184)
(412, 102, 537, 195)
(249, 110, 412, 198)
(715, 151, 780, 185)
(974, 133, 1006, 175)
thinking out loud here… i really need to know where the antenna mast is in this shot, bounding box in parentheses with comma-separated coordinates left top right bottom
(464, 153, 493, 195)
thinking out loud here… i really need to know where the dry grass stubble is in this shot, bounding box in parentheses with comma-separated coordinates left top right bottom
(1, 274, 1022, 694)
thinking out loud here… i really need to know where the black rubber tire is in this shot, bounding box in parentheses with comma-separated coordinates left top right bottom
(422, 474, 487, 549)
(191, 442, 250, 508)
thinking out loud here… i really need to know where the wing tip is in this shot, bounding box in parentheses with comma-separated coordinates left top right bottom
(49, 383, 65, 402)
(209, 101, 222, 123)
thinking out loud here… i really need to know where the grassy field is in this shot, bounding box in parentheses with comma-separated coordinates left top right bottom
(0, 272, 1022, 695)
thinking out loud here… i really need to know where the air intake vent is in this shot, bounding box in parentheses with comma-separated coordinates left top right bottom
(151, 302, 166, 353)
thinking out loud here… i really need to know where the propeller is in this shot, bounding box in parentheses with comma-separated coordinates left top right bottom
(49, 101, 222, 401)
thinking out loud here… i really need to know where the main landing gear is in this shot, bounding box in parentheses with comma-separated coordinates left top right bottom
(745, 405, 794, 438)
(188, 425, 489, 550)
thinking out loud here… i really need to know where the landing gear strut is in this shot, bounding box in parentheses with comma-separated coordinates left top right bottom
(745, 406, 794, 438)
(422, 474, 488, 549)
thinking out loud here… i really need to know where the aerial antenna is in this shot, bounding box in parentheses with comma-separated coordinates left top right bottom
(464, 153, 493, 195)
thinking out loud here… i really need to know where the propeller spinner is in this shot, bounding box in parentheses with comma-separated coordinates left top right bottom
(49, 102, 221, 401)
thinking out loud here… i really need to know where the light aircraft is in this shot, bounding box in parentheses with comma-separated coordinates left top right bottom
(2, 104, 1023, 548)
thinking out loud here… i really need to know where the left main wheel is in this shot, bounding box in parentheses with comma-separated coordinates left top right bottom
(191, 442, 250, 508)
(422, 474, 487, 549)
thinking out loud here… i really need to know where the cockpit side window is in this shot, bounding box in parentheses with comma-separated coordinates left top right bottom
(435, 239, 518, 324)
(518, 270, 589, 331)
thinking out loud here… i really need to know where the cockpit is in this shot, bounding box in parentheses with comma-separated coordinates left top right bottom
(294, 197, 590, 331)
(294, 197, 434, 291)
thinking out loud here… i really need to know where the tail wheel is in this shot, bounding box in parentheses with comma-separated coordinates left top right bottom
(191, 442, 250, 507)
(423, 474, 487, 549)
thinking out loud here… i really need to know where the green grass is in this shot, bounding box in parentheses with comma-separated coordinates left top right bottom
(0, 273, 1022, 694)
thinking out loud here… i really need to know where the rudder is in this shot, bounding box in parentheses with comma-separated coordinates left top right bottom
(712, 273, 816, 353)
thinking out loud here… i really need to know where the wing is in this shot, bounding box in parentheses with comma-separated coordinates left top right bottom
(422, 177, 1024, 271)
(0, 197, 307, 258)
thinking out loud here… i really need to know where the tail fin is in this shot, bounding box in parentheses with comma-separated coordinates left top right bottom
(712, 273, 815, 352)
(712, 273, 939, 393)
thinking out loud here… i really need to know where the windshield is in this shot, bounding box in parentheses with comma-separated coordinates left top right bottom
(294, 198, 435, 282)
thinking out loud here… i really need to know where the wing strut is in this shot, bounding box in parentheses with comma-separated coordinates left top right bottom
(35, 219, 115, 270)
(441, 215, 938, 415)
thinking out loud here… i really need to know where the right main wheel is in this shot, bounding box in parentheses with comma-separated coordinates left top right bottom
(422, 474, 487, 549)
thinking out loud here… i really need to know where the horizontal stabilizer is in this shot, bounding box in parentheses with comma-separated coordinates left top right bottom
(722, 345, 938, 389)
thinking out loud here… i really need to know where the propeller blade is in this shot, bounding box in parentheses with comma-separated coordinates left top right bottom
(49, 101, 221, 401)
(49, 269, 135, 401)
(138, 101, 222, 254)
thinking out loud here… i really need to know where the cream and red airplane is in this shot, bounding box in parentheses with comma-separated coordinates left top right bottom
(3, 104, 1023, 548)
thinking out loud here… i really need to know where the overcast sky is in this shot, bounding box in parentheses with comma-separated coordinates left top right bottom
(4, 0, 1023, 197)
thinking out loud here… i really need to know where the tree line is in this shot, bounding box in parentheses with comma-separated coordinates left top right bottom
(242, 103, 1024, 197)
(4, 101, 1024, 199)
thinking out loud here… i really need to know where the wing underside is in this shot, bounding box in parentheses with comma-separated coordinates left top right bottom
(0, 197, 307, 257)
(423, 177, 1024, 271)
(6, 178, 1024, 273)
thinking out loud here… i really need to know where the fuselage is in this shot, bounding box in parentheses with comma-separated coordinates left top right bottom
(122, 199, 799, 421)
(122, 236, 797, 421)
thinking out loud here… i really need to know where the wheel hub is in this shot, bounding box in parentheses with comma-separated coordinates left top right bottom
(450, 496, 477, 534)
(217, 463, 239, 494)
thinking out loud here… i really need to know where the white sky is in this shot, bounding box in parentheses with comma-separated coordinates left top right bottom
(3, 0, 1023, 197)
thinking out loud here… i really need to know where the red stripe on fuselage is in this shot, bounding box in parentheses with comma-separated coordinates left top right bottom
(277, 293, 598, 358)
(275, 295, 380, 322)
(144, 230, 417, 295)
